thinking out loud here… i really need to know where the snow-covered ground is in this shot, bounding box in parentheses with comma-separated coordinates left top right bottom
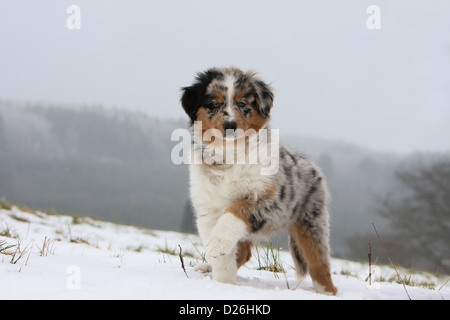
(0, 206, 448, 300)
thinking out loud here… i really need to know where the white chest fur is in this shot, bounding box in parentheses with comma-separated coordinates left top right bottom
(189, 162, 273, 218)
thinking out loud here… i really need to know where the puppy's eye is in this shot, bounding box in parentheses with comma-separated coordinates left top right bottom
(213, 101, 221, 108)
(237, 101, 247, 108)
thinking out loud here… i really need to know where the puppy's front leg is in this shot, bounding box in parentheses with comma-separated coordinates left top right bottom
(206, 212, 249, 258)
(204, 212, 248, 284)
(205, 197, 261, 284)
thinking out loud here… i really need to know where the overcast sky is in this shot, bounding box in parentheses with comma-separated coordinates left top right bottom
(0, 1, 449, 153)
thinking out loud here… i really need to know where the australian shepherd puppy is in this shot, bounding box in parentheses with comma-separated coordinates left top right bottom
(180, 66, 337, 295)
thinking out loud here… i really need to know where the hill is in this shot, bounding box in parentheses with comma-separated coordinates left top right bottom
(1, 205, 448, 300)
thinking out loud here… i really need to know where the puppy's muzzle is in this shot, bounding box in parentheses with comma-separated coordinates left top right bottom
(223, 120, 237, 132)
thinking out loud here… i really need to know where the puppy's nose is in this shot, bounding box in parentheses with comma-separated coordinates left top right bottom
(223, 121, 237, 131)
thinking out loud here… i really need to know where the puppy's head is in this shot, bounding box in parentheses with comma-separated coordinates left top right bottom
(181, 67, 274, 137)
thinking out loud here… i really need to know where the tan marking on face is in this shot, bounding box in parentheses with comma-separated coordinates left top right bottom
(246, 110, 267, 132)
(233, 106, 268, 133)
(229, 89, 268, 133)
(196, 107, 225, 142)
(215, 92, 224, 103)
(234, 91, 245, 103)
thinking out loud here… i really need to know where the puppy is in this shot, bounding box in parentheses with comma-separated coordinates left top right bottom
(180, 67, 337, 295)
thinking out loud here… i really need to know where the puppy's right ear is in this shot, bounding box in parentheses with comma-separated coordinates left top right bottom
(181, 84, 202, 124)
(181, 68, 222, 123)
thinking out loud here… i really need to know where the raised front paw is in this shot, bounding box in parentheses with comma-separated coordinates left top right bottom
(194, 263, 212, 273)
(205, 236, 235, 258)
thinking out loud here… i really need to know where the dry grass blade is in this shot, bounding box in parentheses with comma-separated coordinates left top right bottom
(0, 240, 16, 256)
(254, 240, 286, 274)
(438, 278, 449, 291)
(372, 222, 412, 300)
(368, 240, 372, 286)
(35, 236, 55, 257)
(188, 238, 207, 263)
(178, 244, 189, 278)
(10, 239, 32, 265)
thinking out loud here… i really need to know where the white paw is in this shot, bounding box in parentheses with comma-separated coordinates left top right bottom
(313, 281, 338, 296)
(213, 272, 237, 284)
(194, 263, 212, 273)
(206, 237, 235, 258)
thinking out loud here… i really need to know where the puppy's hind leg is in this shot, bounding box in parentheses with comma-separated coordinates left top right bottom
(288, 235, 308, 281)
(289, 223, 337, 295)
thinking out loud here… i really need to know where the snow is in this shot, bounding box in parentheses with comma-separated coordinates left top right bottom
(1, 207, 448, 300)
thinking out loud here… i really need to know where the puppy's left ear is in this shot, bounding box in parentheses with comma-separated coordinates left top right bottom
(254, 80, 274, 118)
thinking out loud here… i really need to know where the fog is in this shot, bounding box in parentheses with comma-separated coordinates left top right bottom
(0, 1, 449, 153)
(0, 1, 450, 272)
